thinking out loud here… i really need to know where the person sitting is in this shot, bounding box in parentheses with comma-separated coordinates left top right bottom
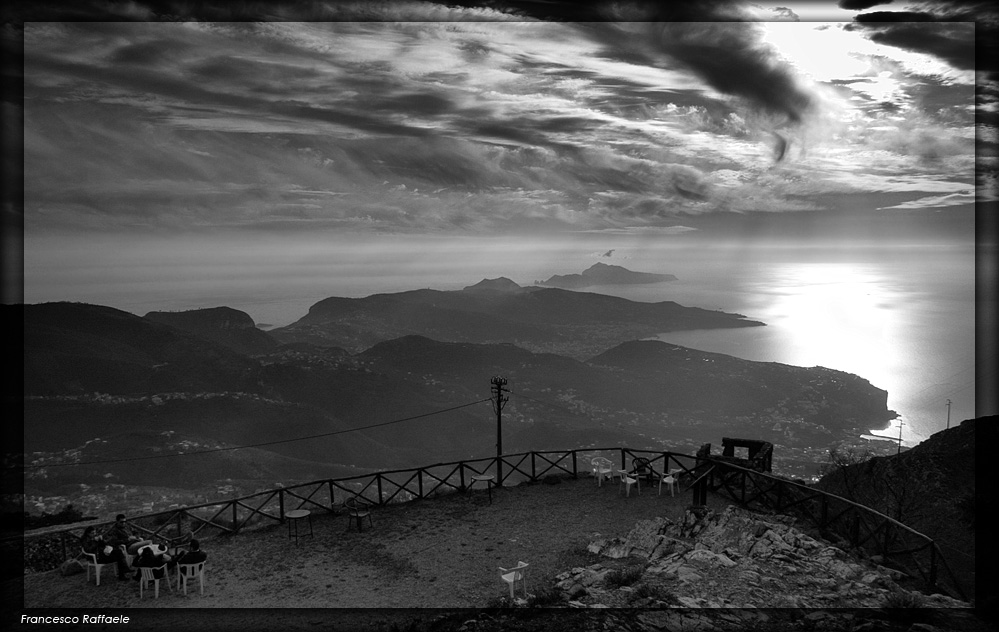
(80, 526, 130, 580)
(104, 513, 153, 555)
(131, 543, 171, 581)
(175, 539, 207, 566)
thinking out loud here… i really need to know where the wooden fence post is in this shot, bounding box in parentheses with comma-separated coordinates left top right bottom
(377, 473, 384, 505)
(279, 488, 285, 521)
(531, 452, 536, 481)
(328, 480, 335, 509)
(231, 500, 238, 532)
(572, 451, 578, 478)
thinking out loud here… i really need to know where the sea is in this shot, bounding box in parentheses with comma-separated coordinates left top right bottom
(24, 235, 982, 447)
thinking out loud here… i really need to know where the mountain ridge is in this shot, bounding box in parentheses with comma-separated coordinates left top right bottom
(273, 283, 762, 358)
(538, 262, 677, 289)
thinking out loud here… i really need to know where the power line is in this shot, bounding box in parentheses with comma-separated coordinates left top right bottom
(20, 398, 492, 470)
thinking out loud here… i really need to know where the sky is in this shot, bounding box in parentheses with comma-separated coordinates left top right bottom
(4, 0, 996, 310)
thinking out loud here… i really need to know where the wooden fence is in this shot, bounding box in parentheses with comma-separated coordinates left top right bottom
(14, 446, 966, 601)
(694, 459, 968, 601)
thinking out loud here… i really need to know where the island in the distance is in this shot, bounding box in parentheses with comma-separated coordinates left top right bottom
(536, 262, 677, 289)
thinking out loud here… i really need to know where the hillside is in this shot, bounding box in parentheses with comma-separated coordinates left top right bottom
(270, 281, 762, 359)
(538, 262, 677, 289)
(144, 306, 278, 356)
(17, 303, 894, 518)
(20, 302, 260, 396)
(814, 417, 984, 607)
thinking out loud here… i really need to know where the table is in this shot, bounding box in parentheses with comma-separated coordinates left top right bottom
(286, 509, 313, 544)
(470, 474, 495, 504)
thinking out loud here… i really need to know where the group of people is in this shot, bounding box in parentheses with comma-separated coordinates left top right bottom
(80, 513, 207, 582)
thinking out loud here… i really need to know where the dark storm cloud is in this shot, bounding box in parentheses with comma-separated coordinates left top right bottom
(849, 2, 999, 80)
(838, 0, 895, 9)
(854, 11, 936, 21)
(582, 6, 816, 125)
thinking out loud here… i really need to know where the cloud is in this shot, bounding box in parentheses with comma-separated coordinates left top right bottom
(838, 0, 895, 9)
(847, 3, 999, 83)
(877, 191, 974, 209)
(18, 13, 981, 238)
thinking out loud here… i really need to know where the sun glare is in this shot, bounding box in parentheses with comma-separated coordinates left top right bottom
(766, 262, 896, 390)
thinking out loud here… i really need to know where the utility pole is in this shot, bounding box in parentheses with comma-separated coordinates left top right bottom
(491, 376, 509, 485)
(897, 419, 905, 456)
(946, 399, 952, 429)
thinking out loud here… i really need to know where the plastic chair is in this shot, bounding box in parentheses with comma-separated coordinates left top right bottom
(138, 564, 171, 598)
(498, 561, 529, 599)
(659, 473, 678, 497)
(345, 497, 374, 532)
(176, 561, 206, 595)
(81, 549, 114, 586)
(590, 457, 613, 486)
(619, 470, 639, 497)
(631, 457, 659, 483)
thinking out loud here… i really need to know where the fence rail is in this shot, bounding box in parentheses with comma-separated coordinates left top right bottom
(696, 459, 968, 601)
(13, 446, 966, 601)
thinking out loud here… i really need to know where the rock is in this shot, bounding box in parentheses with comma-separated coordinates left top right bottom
(676, 566, 703, 584)
(686, 549, 737, 567)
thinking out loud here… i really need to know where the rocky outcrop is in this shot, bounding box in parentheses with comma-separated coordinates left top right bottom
(557, 506, 969, 613)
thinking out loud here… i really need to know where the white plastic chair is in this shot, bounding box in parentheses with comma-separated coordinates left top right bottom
(659, 473, 678, 497)
(176, 561, 206, 595)
(138, 564, 171, 598)
(619, 470, 639, 497)
(591, 457, 613, 486)
(81, 549, 114, 586)
(345, 497, 374, 532)
(499, 561, 529, 599)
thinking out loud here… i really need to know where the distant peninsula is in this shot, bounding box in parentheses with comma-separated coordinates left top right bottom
(273, 278, 760, 359)
(537, 262, 677, 289)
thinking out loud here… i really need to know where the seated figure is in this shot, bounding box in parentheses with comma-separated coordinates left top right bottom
(104, 513, 153, 555)
(175, 539, 207, 565)
(81, 526, 130, 580)
(132, 544, 171, 580)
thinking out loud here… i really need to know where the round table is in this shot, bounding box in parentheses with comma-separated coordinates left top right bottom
(285, 509, 313, 544)
(470, 474, 495, 504)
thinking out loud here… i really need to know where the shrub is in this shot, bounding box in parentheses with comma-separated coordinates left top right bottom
(882, 588, 929, 624)
(603, 564, 645, 588)
(526, 586, 566, 608)
(626, 582, 676, 605)
(23, 504, 95, 530)
(484, 595, 516, 609)
(552, 544, 600, 571)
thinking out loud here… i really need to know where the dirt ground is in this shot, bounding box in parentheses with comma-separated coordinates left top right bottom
(11, 475, 729, 622)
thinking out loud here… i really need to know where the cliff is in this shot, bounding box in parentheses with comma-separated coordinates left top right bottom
(144, 306, 278, 355)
